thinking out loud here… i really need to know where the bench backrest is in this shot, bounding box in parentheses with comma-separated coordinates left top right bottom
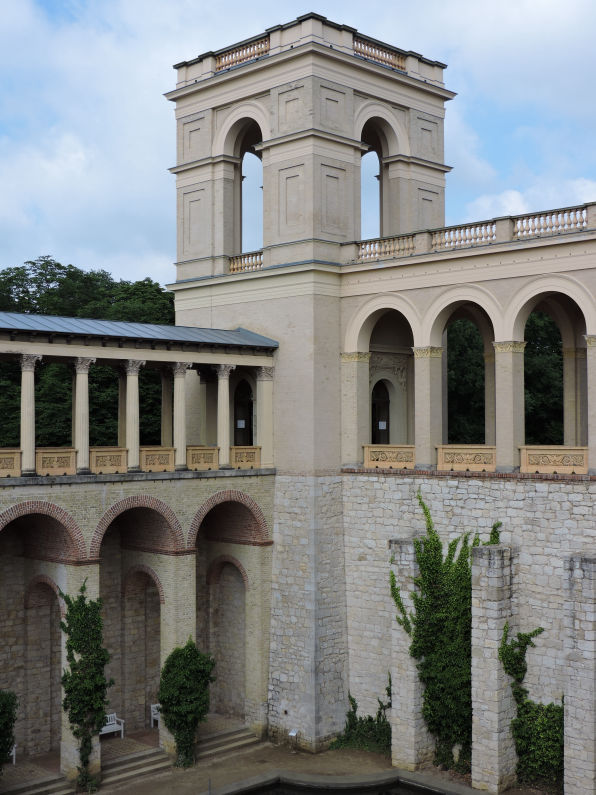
(105, 713, 117, 725)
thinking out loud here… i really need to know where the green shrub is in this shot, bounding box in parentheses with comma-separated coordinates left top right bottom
(158, 639, 215, 767)
(0, 690, 18, 775)
(330, 675, 391, 755)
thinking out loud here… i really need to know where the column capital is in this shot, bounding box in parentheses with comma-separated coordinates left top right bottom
(20, 353, 42, 371)
(74, 357, 96, 374)
(124, 359, 145, 376)
(584, 334, 596, 348)
(256, 365, 274, 381)
(341, 351, 370, 362)
(412, 346, 442, 359)
(213, 363, 236, 379)
(171, 361, 192, 378)
(493, 340, 526, 353)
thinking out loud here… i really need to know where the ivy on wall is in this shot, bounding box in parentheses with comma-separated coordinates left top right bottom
(499, 623, 564, 788)
(391, 493, 500, 772)
(60, 582, 113, 792)
(0, 690, 17, 775)
(330, 674, 392, 755)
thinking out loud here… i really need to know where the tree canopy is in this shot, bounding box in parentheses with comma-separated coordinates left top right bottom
(0, 256, 174, 447)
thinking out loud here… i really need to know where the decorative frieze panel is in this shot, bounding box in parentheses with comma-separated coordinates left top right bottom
(369, 352, 408, 389)
(363, 444, 415, 469)
(90, 447, 127, 474)
(0, 450, 21, 477)
(140, 447, 175, 472)
(437, 445, 496, 472)
(231, 446, 261, 469)
(36, 448, 76, 476)
(520, 446, 588, 474)
(186, 446, 219, 471)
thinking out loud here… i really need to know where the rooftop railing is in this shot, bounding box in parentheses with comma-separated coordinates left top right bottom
(353, 37, 406, 71)
(215, 36, 270, 71)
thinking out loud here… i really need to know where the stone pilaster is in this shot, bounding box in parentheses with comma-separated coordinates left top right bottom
(172, 362, 191, 469)
(74, 357, 95, 474)
(412, 347, 443, 469)
(484, 350, 496, 445)
(388, 537, 434, 769)
(585, 336, 596, 472)
(256, 366, 274, 468)
(471, 545, 516, 793)
(20, 354, 42, 475)
(340, 352, 370, 466)
(160, 368, 173, 447)
(214, 364, 235, 467)
(564, 555, 596, 795)
(493, 341, 525, 471)
(124, 360, 145, 472)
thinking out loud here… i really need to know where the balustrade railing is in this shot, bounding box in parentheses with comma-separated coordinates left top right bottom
(36, 448, 76, 476)
(216, 37, 270, 71)
(229, 251, 263, 273)
(357, 235, 415, 261)
(354, 37, 406, 71)
(231, 445, 261, 469)
(90, 447, 127, 474)
(513, 207, 586, 239)
(139, 446, 175, 472)
(519, 445, 588, 474)
(0, 450, 21, 477)
(431, 222, 496, 251)
(363, 444, 415, 469)
(436, 445, 496, 472)
(187, 446, 219, 471)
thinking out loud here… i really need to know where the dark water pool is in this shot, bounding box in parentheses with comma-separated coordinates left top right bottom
(209, 772, 448, 795)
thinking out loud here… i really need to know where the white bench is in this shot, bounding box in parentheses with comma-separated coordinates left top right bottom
(100, 712, 124, 738)
(11, 744, 16, 765)
(151, 703, 160, 728)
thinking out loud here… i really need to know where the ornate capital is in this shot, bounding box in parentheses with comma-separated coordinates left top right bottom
(20, 354, 42, 372)
(493, 341, 526, 354)
(412, 346, 443, 359)
(341, 352, 370, 362)
(124, 359, 145, 376)
(74, 357, 96, 374)
(584, 335, 596, 348)
(172, 361, 192, 378)
(256, 366, 274, 381)
(213, 364, 235, 379)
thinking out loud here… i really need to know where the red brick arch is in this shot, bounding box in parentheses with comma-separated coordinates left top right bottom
(207, 555, 249, 590)
(189, 490, 271, 549)
(24, 574, 66, 617)
(90, 496, 185, 557)
(0, 501, 86, 561)
(122, 564, 165, 604)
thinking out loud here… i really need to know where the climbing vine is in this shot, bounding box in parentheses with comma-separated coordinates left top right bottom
(330, 674, 392, 755)
(60, 581, 113, 792)
(0, 690, 17, 775)
(158, 639, 215, 767)
(390, 493, 500, 772)
(499, 623, 564, 787)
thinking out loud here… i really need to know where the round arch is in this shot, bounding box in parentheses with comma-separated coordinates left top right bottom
(122, 564, 165, 604)
(344, 293, 421, 352)
(189, 490, 270, 549)
(91, 496, 185, 558)
(207, 554, 249, 590)
(354, 102, 410, 156)
(422, 285, 501, 347)
(24, 574, 65, 617)
(215, 103, 270, 156)
(0, 501, 86, 560)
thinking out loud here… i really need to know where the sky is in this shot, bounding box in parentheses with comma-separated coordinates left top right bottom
(1, 0, 596, 287)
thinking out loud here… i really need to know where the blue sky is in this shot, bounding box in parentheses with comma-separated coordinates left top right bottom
(1, 0, 595, 285)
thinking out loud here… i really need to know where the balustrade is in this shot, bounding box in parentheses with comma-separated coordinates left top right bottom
(353, 37, 406, 71)
(216, 37, 270, 71)
(363, 444, 415, 469)
(35, 448, 76, 476)
(90, 447, 127, 474)
(187, 445, 219, 471)
(519, 445, 588, 474)
(229, 251, 263, 273)
(436, 445, 496, 472)
(231, 445, 261, 469)
(140, 446, 175, 472)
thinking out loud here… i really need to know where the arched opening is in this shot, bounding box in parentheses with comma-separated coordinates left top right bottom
(368, 309, 414, 444)
(360, 119, 388, 239)
(371, 380, 390, 443)
(447, 318, 486, 444)
(234, 379, 253, 446)
(233, 119, 263, 254)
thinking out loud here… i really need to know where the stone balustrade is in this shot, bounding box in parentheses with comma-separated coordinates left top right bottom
(35, 448, 76, 476)
(519, 445, 588, 474)
(229, 250, 263, 273)
(436, 444, 497, 472)
(0, 450, 21, 478)
(140, 447, 175, 473)
(215, 36, 270, 71)
(353, 37, 406, 71)
(363, 444, 415, 469)
(187, 445, 219, 471)
(90, 447, 127, 474)
(231, 445, 261, 469)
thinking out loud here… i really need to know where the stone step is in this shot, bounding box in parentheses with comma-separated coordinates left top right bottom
(100, 754, 171, 788)
(0, 774, 73, 795)
(196, 732, 263, 761)
(101, 746, 165, 773)
(197, 727, 254, 752)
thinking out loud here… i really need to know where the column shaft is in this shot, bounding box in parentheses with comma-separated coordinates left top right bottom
(172, 363, 190, 469)
(256, 366, 274, 468)
(215, 364, 235, 467)
(484, 350, 496, 445)
(74, 357, 95, 473)
(585, 337, 596, 471)
(20, 354, 41, 475)
(118, 373, 127, 448)
(160, 369, 173, 447)
(563, 348, 578, 446)
(413, 347, 443, 469)
(340, 353, 369, 466)
(493, 342, 525, 471)
(125, 360, 144, 471)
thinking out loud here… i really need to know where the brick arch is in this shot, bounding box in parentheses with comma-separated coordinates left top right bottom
(24, 574, 66, 617)
(91, 496, 185, 558)
(0, 501, 86, 561)
(189, 490, 271, 549)
(122, 564, 165, 604)
(207, 555, 249, 590)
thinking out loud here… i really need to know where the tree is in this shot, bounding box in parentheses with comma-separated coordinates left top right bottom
(0, 690, 18, 775)
(60, 582, 113, 791)
(447, 318, 485, 443)
(157, 639, 215, 767)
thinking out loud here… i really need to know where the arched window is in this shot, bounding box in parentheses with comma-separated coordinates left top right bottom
(234, 380, 253, 446)
(361, 149, 380, 240)
(233, 120, 263, 254)
(371, 380, 390, 443)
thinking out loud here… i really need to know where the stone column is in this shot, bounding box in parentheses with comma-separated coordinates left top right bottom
(160, 368, 173, 447)
(256, 366, 274, 468)
(124, 360, 145, 472)
(20, 354, 42, 476)
(198, 372, 209, 444)
(564, 555, 596, 795)
(563, 348, 578, 446)
(389, 537, 434, 769)
(484, 349, 496, 445)
(576, 347, 588, 445)
(74, 357, 95, 474)
(214, 364, 235, 467)
(172, 362, 191, 470)
(585, 336, 596, 472)
(117, 372, 126, 448)
(340, 352, 370, 466)
(413, 346, 443, 469)
(493, 341, 526, 471)
(471, 545, 516, 793)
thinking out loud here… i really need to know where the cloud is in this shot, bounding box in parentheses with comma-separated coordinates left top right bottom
(465, 179, 596, 221)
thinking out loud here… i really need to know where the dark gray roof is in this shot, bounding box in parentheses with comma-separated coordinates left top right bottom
(0, 312, 278, 350)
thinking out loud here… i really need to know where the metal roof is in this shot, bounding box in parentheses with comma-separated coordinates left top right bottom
(0, 312, 278, 350)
